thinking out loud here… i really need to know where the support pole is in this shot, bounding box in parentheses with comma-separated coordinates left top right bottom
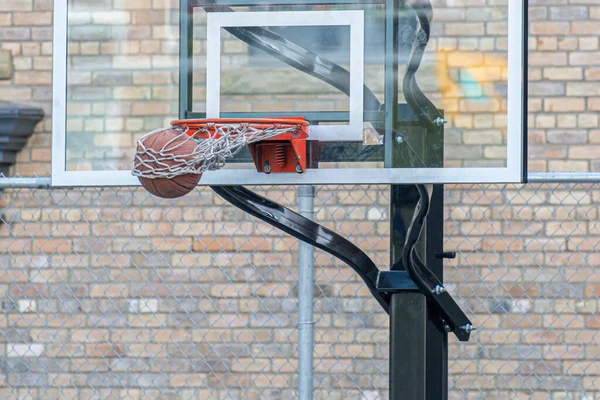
(389, 186, 447, 400)
(297, 185, 315, 400)
(385, 0, 447, 384)
(389, 186, 427, 400)
(390, 292, 427, 400)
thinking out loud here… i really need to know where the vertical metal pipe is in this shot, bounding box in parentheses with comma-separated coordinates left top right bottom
(298, 185, 315, 400)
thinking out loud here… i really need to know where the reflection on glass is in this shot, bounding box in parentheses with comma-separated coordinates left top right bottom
(65, 1, 511, 174)
(65, 4, 180, 172)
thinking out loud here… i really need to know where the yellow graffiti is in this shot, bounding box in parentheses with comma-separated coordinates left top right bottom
(434, 48, 509, 114)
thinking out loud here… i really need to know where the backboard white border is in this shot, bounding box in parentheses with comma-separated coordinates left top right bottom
(206, 10, 365, 142)
(51, 0, 68, 186)
(51, 0, 525, 187)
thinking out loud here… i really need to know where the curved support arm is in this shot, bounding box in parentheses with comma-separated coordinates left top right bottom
(402, 1, 444, 135)
(211, 185, 391, 313)
(402, 185, 474, 341)
(213, 184, 472, 341)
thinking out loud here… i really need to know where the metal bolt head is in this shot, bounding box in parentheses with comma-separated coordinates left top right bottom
(460, 324, 477, 333)
(264, 163, 271, 174)
(434, 117, 448, 126)
(296, 164, 303, 173)
(395, 136, 404, 144)
(432, 285, 446, 295)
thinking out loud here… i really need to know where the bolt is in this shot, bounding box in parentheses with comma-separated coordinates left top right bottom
(432, 285, 446, 295)
(444, 325, 452, 332)
(264, 162, 271, 174)
(460, 324, 477, 333)
(395, 136, 404, 144)
(436, 251, 457, 260)
(296, 164, 303, 173)
(434, 117, 448, 126)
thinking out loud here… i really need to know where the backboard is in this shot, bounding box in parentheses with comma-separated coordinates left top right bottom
(52, 0, 527, 186)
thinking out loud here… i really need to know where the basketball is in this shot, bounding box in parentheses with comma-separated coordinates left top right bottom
(136, 128, 201, 199)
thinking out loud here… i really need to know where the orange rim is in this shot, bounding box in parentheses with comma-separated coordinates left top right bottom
(170, 118, 309, 130)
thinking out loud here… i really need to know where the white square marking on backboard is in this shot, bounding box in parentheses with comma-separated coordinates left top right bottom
(206, 10, 365, 142)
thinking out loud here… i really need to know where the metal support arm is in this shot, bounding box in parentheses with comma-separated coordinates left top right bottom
(211, 185, 473, 341)
(211, 185, 391, 312)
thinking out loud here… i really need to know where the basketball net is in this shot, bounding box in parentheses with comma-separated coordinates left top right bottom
(132, 119, 307, 180)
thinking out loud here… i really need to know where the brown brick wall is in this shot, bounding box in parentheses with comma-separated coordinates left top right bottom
(0, 184, 598, 398)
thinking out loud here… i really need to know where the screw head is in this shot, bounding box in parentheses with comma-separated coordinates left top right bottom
(296, 164, 303, 173)
(432, 285, 446, 295)
(434, 117, 448, 126)
(395, 136, 404, 144)
(264, 163, 271, 174)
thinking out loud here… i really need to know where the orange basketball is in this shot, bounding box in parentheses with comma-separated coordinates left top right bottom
(136, 129, 201, 199)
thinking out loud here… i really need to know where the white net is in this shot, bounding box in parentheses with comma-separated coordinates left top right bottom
(132, 121, 303, 180)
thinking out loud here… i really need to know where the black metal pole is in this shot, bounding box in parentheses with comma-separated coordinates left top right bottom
(390, 291, 427, 399)
(386, 0, 448, 387)
(386, 0, 447, 386)
(389, 186, 425, 400)
(389, 185, 447, 400)
(384, 0, 426, 395)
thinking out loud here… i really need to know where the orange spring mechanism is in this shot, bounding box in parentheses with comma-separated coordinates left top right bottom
(274, 145, 287, 168)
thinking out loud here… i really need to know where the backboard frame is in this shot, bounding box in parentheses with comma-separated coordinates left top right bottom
(51, 0, 527, 187)
(206, 10, 365, 142)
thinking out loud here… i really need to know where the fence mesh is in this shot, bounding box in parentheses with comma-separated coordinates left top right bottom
(0, 183, 596, 399)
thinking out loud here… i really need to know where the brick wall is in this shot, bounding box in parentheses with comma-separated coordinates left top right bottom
(0, 186, 392, 399)
(0, 0, 599, 399)
(0, 184, 599, 399)
(0, 0, 53, 176)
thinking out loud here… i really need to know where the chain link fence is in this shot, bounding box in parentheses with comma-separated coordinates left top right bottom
(0, 182, 597, 399)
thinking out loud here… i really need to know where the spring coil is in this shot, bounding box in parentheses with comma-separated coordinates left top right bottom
(274, 145, 287, 167)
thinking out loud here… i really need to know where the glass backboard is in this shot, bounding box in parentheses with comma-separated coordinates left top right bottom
(52, 0, 527, 186)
